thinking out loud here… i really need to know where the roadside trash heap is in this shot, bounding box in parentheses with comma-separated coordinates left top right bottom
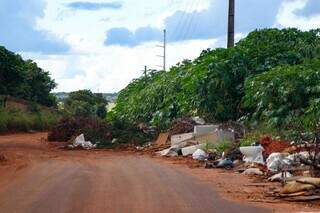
(239, 135, 320, 202)
(154, 119, 320, 202)
(156, 119, 237, 169)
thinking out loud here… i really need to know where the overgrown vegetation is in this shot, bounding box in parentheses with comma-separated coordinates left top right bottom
(0, 45, 61, 133)
(110, 28, 320, 135)
(0, 108, 60, 133)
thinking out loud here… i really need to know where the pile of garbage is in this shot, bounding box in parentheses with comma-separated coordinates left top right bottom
(156, 119, 237, 168)
(238, 135, 320, 202)
(152, 119, 320, 202)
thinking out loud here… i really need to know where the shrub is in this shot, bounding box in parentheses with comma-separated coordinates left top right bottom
(243, 58, 320, 133)
(111, 28, 320, 128)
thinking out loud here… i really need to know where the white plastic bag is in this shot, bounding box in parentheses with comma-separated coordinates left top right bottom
(192, 149, 208, 160)
(266, 153, 292, 172)
(72, 134, 96, 150)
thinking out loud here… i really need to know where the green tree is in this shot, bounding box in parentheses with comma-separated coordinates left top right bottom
(0, 46, 57, 107)
(64, 90, 108, 118)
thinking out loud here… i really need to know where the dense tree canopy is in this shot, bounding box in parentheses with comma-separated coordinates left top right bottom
(0, 46, 57, 107)
(64, 90, 108, 118)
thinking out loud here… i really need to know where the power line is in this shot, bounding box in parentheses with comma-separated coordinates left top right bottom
(156, 29, 167, 71)
(173, 0, 195, 42)
(181, 0, 201, 41)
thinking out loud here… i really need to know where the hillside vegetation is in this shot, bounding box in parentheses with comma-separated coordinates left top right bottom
(0, 46, 60, 133)
(0, 46, 57, 107)
(110, 28, 320, 137)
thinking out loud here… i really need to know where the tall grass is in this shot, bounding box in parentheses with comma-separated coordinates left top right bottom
(0, 108, 60, 133)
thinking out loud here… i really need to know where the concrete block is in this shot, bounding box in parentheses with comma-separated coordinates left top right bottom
(216, 130, 235, 142)
(171, 133, 194, 146)
(194, 125, 218, 135)
(181, 144, 206, 156)
(195, 133, 219, 144)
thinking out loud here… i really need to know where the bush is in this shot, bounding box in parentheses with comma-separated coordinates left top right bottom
(111, 28, 320, 128)
(48, 117, 113, 144)
(243, 58, 320, 133)
(48, 116, 154, 147)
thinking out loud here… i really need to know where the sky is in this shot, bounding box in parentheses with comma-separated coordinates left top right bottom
(1, 0, 320, 93)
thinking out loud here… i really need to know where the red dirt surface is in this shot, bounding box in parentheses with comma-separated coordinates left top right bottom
(154, 156, 320, 212)
(0, 133, 318, 213)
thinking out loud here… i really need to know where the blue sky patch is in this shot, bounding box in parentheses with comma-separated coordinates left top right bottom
(67, 1, 122, 10)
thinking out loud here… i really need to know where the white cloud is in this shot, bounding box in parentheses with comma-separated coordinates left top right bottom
(17, 0, 320, 93)
(25, 37, 218, 92)
(24, 0, 215, 92)
(276, 0, 320, 30)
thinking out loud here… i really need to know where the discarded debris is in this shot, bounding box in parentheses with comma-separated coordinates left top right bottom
(192, 116, 206, 125)
(240, 146, 264, 165)
(68, 134, 96, 150)
(242, 168, 264, 176)
(181, 144, 206, 156)
(158, 147, 179, 157)
(269, 172, 293, 182)
(266, 153, 292, 172)
(192, 149, 208, 161)
(216, 159, 234, 169)
(171, 133, 194, 146)
(194, 125, 218, 135)
(155, 133, 169, 146)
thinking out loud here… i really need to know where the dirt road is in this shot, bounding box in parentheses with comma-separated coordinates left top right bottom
(0, 133, 271, 213)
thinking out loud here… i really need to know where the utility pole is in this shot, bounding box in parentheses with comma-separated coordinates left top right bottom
(227, 0, 235, 48)
(163, 29, 166, 71)
(144, 65, 147, 78)
(157, 29, 167, 71)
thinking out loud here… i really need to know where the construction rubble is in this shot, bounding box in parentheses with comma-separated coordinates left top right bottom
(139, 118, 320, 203)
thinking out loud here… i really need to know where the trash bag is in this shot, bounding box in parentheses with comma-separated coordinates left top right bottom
(216, 159, 233, 169)
(266, 153, 292, 172)
(71, 134, 96, 150)
(240, 146, 264, 164)
(192, 149, 208, 161)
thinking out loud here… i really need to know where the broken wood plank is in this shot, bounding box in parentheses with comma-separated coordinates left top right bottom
(283, 195, 320, 202)
(244, 183, 275, 187)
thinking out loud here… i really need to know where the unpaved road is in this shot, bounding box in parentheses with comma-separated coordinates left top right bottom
(0, 133, 285, 213)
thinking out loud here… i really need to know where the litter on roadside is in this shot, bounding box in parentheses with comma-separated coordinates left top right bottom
(268, 172, 293, 182)
(240, 146, 265, 165)
(242, 168, 264, 176)
(192, 149, 208, 161)
(68, 134, 96, 150)
(182, 144, 206, 156)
